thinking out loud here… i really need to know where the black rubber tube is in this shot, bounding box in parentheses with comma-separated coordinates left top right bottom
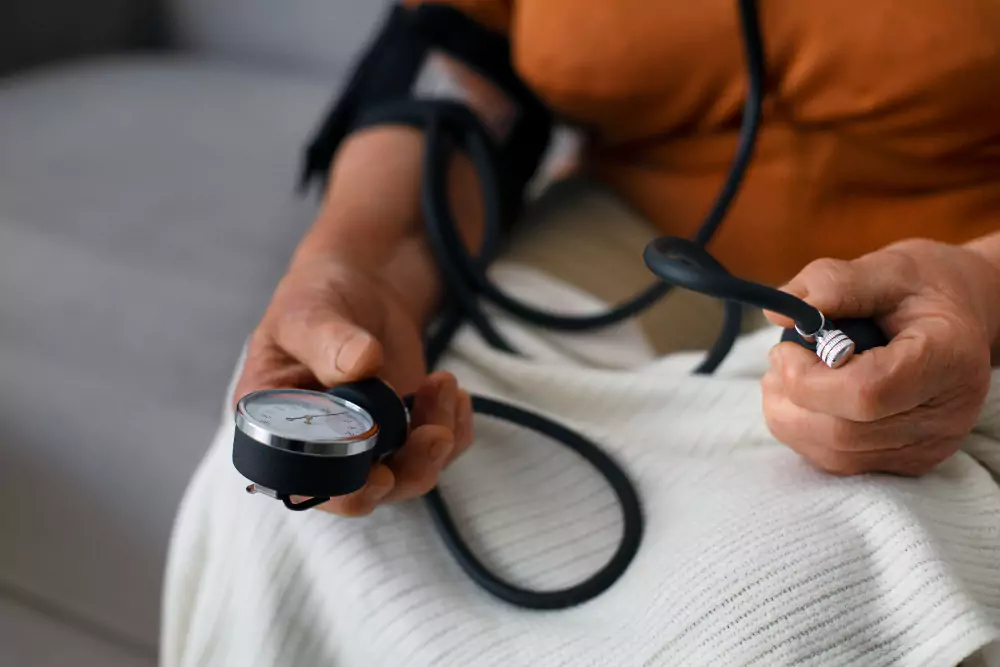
(274, 0, 838, 612)
(408, 0, 803, 611)
(416, 0, 769, 341)
(344, 0, 830, 610)
(423, 397, 643, 609)
(643, 237, 824, 332)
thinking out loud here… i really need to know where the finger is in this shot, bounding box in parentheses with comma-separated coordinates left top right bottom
(232, 333, 320, 410)
(771, 318, 945, 422)
(763, 376, 960, 483)
(411, 371, 458, 432)
(763, 252, 917, 331)
(271, 304, 383, 387)
(762, 308, 796, 329)
(307, 464, 395, 517)
(780, 253, 915, 320)
(379, 372, 459, 502)
(382, 424, 453, 503)
(447, 390, 475, 465)
(768, 397, 953, 476)
(784, 425, 952, 477)
(764, 381, 918, 455)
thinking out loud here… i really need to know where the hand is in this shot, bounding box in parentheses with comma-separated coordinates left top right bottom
(234, 257, 474, 515)
(762, 238, 1000, 477)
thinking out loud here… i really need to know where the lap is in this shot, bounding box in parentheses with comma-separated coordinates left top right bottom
(502, 177, 772, 356)
(161, 180, 1000, 667)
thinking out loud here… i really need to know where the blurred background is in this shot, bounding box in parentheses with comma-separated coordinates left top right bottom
(0, 1, 396, 664)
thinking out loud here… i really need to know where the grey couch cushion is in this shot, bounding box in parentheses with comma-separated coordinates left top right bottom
(169, 0, 394, 76)
(0, 55, 336, 648)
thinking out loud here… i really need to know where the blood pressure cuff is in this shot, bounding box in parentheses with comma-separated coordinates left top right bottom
(299, 2, 554, 225)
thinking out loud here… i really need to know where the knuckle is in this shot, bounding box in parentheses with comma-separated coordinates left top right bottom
(303, 312, 350, 350)
(885, 237, 937, 256)
(800, 257, 868, 314)
(761, 397, 792, 441)
(851, 375, 888, 422)
(780, 366, 809, 400)
(881, 243, 926, 280)
(827, 418, 861, 448)
(761, 369, 783, 396)
(247, 323, 273, 348)
(802, 257, 852, 289)
(805, 256, 849, 277)
(314, 321, 351, 355)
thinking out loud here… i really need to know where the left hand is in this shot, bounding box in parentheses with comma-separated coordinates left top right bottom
(762, 238, 1000, 477)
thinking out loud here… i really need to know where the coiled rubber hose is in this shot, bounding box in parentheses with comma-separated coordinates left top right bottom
(350, 0, 830, 610)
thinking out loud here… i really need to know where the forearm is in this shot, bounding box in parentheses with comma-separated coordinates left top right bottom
(964, 229, 1000, 363)
(290, 125, 485, 326)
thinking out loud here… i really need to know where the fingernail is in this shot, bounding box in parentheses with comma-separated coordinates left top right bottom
(336, 332, 375, 373)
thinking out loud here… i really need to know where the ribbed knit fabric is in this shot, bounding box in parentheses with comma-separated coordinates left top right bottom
(160, 263, 1000, 667)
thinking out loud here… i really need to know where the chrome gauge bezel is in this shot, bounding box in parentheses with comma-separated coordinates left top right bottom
(235, 388, 379, 457)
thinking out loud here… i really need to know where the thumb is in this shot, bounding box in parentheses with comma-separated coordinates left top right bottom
(763, 254, 912, 329)
(271, 303, 384, 387)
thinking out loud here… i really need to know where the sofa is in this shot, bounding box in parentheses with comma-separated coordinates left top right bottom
(0, 2, 394, 664)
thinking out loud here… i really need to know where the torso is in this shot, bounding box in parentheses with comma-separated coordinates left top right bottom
(434, 0, 1000, 283)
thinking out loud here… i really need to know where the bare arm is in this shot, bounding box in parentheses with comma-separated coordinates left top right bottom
(289, 124, 487, 327)
(232, 53, 516, 516)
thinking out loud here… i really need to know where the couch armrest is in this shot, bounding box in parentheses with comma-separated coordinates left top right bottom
(1, 0, 165, 76)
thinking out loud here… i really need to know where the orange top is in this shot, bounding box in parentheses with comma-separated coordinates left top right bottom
(408, 0, 1000, 284)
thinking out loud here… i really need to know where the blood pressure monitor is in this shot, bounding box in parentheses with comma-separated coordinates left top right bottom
(233, 379, 409, 509)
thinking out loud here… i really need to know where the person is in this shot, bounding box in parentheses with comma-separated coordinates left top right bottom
(161, 4, 1000, 665)
(232, 0, 1000, 519)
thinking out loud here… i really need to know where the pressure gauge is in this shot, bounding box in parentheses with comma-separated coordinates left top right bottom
(237, 389, 378, 454)
(232, 379, 410, 506)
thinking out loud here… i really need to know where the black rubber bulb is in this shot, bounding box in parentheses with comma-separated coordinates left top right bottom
(780, 318, 890, 355)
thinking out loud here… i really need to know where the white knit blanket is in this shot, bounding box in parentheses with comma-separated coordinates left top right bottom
(161, 264, 1000, 667)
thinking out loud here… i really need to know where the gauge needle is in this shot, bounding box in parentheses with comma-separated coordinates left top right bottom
(286, 412, 344, 425)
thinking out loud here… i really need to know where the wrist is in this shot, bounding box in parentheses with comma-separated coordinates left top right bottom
(289, 128, 485, 327)
(290, 231, 443, 329)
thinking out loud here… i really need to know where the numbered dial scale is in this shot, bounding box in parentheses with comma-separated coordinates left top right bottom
(232, 381, 410, 501)
(237, 389, 379, 455)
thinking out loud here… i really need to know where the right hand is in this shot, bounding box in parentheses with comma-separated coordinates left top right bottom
(233, 256, 475, 516)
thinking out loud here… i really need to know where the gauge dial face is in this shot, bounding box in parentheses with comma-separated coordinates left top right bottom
(239, 389, 375, 442)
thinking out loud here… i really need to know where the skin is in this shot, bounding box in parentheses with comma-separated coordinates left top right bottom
(236, 60, 1000, 509)
(762, 236, 1000, 477)
(234, 53, 514, 517)
(233, 124, 486, 517)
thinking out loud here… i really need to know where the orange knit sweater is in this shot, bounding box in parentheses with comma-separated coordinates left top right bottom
(407, 0, 1000, 284)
